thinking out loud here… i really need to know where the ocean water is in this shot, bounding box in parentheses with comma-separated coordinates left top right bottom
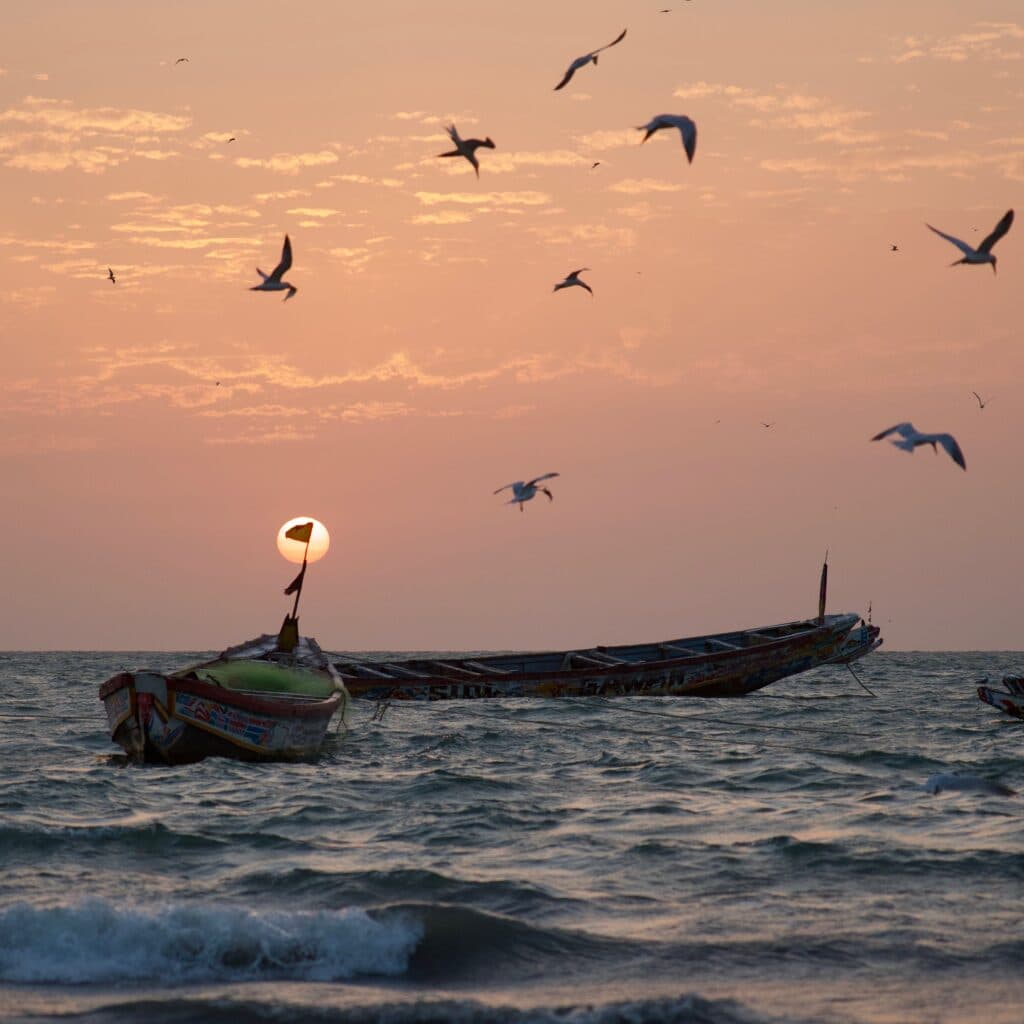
(1, 650, 1022, 1024)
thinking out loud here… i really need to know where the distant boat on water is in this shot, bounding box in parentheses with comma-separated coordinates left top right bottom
(977, 676, 1024, 722)
(335, 612, 868, 701)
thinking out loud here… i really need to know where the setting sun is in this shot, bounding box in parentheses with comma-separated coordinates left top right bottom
(276, 517, 330, 564)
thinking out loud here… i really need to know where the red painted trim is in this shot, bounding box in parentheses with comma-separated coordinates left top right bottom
(98, 672, 135, 700)
(170, 676, 343, 719)
(97, 671, 343, 719)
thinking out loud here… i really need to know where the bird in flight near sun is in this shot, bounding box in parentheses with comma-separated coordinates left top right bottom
(554, 269, 593, 296)
(437, 124, 495, 178)
(871, 423, 966, 470)
(494, 473, 560, 511)
(637, 114, 697, 163)
(926, 209, 1013, 274)
(251, 235, 298, 302)
(553, 28, 627, 91)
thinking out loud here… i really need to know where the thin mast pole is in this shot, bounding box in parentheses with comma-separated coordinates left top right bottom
(290, 537, 311, 619)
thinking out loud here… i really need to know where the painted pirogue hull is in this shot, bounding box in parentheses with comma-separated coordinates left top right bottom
(824, 622, 882, 665)
(336, 613, 863, 701)
(977, 676, 1024, 721)
(99, 636, 348, 764)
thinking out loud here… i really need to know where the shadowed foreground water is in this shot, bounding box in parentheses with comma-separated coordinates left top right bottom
(1, 651, 1022, 1023)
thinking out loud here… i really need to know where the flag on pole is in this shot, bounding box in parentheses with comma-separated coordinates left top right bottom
(284, 563, 307, 595)
(285, 521, 314, 544)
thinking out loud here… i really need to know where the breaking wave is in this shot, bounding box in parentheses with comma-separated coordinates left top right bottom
(0, 899, 422, 984)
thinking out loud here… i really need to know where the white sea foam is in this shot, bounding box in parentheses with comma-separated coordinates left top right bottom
(0, 900, 422, 983)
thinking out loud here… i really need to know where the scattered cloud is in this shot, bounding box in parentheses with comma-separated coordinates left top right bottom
(448, 150, 589, 174)
(673, 81, 872, 137)
(0, 97, 191, 173)
(574, 129, 637, 152)
(888, 22, 1024, 64)
(234, 150, 339, 174)
(322, 172, 404, 189)
(414, 190, 550, 207)
(607, 178, 685, 195)
(285, 207, 339, 218)
(339, 400, 413, 423)
(411, 210, 474, 225)
(253, 188, 310, 203)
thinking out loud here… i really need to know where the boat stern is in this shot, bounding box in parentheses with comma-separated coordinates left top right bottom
(98, 670, 182, 762)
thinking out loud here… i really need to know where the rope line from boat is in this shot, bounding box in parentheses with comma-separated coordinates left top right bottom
(845, 663, 877, 697)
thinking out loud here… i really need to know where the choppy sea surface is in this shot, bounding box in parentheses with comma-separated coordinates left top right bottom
(1, 650, 1022, 1024)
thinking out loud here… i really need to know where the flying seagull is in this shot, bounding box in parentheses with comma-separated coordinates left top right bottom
(553, 28, 627, 91)
(251, 235, 297, 302)
(926, 209, 1014, 274)
(554, 268, 593, 296)
(107, 267, 116, 284)
(494, 473, 560, 512)
(971, 391, 990, 409)
(871, 422, 966, 470)
(761, 421, 775, 428)
(637, 114, 697, 163)
(437, 124, 495, 178)
(175, 57, 189, 64)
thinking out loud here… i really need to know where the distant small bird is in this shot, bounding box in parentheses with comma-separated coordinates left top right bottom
(971, 391, 990, 409)
(871, 422, 966, 470)
(215, 381, 220, 387)
(926, 209, 1014, 274)
(637, 114, 697, 163)
(227, 137, 236, 143)
(251, 234, 298, 302)
(437, 124, 495, 178)
(554, 268, 593, 296)
(591, 161, 601, 169)
(761, 421, 775, 428)
(494, 473, 560, 511)
(890, 244, 899, 252)
(175, 57, 189, 64)
(554, 28, 627, 91)
(107, 267, 116, 284)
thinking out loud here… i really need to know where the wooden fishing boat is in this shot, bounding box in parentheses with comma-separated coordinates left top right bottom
(335, 612, 864, 701)
(824, 620, 882, 664)
(977, 676, 1024, 721)
(99, 634, 350, 765)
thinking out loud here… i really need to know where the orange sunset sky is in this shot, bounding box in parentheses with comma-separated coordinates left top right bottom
(2, 1, 1022, 651)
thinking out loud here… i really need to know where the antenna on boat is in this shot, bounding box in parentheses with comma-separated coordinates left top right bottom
(278, 520, 314, 652)
(817, 549, 829, 624)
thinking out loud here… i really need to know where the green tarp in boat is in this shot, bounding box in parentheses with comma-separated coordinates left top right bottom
(177, 659, 338, 699)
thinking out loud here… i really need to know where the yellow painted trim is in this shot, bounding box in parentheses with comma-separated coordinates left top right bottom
(176, 713, 281, 755)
